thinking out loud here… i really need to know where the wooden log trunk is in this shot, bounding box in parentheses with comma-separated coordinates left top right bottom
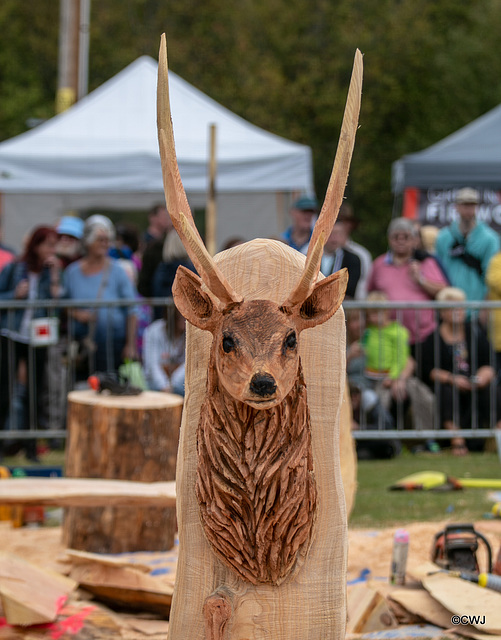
(63, 390, 183, 554)
(168, 240, 353, 640)
(340, 380, 357, 516)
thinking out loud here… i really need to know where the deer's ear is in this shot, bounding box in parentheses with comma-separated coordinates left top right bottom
(291, 268, 348, 332)
(172, 266, 222, 333)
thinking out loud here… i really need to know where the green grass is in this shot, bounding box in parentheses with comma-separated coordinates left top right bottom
(3, 443, 501, 531)
(1, 447, 66, 471)
(350, 449, 501, 528)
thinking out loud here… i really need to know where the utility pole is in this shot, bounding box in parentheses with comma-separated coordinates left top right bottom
(78, 0, 91, 100)
(56, 0, 91, 113)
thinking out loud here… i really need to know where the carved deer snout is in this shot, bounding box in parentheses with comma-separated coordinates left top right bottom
(249, 373, 277, 397)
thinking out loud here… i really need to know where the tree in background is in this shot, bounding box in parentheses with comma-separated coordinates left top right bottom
(0, 2, 58, 137)
(1, 0, 501, 256)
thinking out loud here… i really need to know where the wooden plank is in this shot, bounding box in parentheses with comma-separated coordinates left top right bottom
(0, 478, 176, 507)
(347, 584, 378, 633)
(407, 561, 442, 583)
(454, 630, 501, 640)
(422, 571, 501, 634)
(389, 588, 453, 628)
(69, 563, 173, 616)
(347, 584, 398, 633)
(121, 615, 170, 636)
(346, 623, 454, 639)
(65, 548, 152, 573)
(0, 553, 77, 626)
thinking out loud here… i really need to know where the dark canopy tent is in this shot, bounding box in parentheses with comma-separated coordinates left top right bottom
(391, 104, 501, 228)
(392, 103, 501, 192)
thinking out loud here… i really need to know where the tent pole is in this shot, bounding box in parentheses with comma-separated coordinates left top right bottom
(276, 191, 285, 234)
(392, 191, 403, 219)
(206, 124, 217, 255)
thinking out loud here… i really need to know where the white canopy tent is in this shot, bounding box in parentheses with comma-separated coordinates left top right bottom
(0, 56, 314, 250)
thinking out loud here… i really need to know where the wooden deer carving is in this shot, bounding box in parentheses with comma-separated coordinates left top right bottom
(157, 34, 362, 640)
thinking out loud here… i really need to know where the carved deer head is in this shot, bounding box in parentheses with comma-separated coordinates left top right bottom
(173, 270, 348, 409)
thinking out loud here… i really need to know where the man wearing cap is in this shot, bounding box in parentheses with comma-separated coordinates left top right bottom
(281, 196, 318, 254)
(56, 215, 84, 269)
(435, 188, 500, 303)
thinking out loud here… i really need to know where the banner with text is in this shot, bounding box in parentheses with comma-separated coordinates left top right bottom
(402, 187, 501, 233)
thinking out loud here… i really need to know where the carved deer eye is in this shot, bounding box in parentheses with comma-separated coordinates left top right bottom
(222, 335, 236, 353)
(284, 331, 297, 350)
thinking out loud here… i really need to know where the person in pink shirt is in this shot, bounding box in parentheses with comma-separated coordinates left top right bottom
(0, 228, 15, 273)
(367, 218, 448, 348)
(0, 248, 15, 273)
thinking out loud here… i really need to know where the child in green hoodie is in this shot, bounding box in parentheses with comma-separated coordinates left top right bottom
(362, 291, 413, 404)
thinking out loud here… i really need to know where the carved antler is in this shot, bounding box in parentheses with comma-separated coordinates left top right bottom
(158, 33, 362, 310)
(157, 34, 242, 306)
(282, 49, 363, 307)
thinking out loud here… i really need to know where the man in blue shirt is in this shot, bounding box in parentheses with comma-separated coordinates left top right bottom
(281, 196, 318, 254)
(435, 188, 500, 303)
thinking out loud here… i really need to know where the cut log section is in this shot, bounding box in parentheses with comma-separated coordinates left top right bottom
(63, 390, 182, 554)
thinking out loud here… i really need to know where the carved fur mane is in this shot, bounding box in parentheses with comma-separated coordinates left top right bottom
(195, 342, 317, 586)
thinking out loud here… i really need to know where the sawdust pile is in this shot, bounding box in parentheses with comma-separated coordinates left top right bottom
(1, 520, 501, 639)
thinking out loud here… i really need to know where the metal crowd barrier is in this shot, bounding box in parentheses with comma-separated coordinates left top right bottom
(1, 298, 501, 450)
(0, 297, 177, 448)
(343, 299, 501, 445)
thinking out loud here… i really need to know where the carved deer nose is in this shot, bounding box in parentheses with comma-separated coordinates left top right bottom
(249, 373, 277, 397)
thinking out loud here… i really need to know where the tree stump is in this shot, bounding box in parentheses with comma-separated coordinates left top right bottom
(62, 390, 183, 554)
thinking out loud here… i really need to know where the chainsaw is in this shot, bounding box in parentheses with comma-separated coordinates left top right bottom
(431, 523, 492, 573)
(87, 372, 143, 396)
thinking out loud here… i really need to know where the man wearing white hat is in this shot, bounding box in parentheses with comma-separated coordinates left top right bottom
(435, 188, 500, 303)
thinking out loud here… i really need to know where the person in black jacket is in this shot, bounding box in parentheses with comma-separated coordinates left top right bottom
(320, 221, 361, 299)
(151, 231, 196, 320)
(419, 286, 501, 455)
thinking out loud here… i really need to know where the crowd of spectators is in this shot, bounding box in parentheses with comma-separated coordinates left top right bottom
(363, 189, 500, 457)
(0, 205, 185, 462)
(282, 189, 501, 459)
(1, 189, 501, 462)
